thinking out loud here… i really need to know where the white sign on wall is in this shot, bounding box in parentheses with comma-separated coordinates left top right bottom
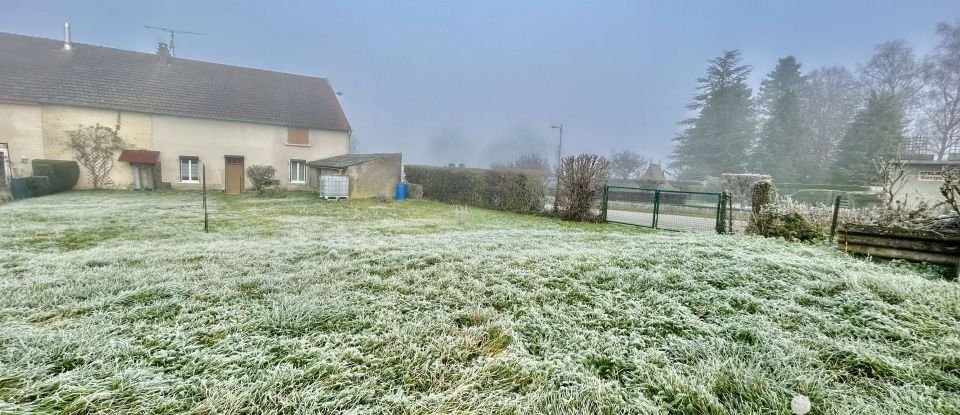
(919, 170, 945, 181)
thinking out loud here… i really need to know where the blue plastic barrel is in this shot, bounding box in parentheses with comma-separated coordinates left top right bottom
(395, 182, 408, 200)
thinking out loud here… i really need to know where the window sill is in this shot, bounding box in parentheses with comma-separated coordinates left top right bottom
(180, 180, 200, 184)
(285, 143, 311, 147)
(290, 181, 306, 184)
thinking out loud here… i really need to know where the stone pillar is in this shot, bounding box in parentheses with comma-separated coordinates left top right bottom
(132, 165, 142, 190)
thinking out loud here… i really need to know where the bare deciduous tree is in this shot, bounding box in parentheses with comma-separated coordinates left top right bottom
(554, 153, 610, 221)
(802, 66, 863, 175)
(921, 20, 960, 160)
(64, 123, 127, 189)
(873, 154, 908, 209)
(859, 40, 922, 109)
(608, 150, 650, 179)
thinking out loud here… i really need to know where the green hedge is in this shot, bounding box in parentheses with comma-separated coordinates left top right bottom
(24, 176, 51, 197)
(31, 159, 79, 193)
(405, 165, 545, 213)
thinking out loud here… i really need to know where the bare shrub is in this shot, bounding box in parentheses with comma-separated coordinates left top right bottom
(64, 123, 127, 189)
(939, 168, 960, 215)
(246, 165, 277, 192)
(874, 155, 908, 210)
(554, 153, 610, 221)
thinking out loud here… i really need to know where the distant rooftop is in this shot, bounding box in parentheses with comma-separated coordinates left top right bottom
(0, 31, 350, 132)
(901, 159, 960, 165)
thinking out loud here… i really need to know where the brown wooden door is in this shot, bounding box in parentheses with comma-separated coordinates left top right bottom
(224, 157, 244, 194)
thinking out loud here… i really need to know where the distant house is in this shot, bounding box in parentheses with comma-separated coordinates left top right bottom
(0, 27, 351, 192)
(307, 153, 402, 199)
(636, 163, 673, 190)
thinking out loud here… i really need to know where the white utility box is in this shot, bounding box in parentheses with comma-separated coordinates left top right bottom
(319, 175, 349, 199)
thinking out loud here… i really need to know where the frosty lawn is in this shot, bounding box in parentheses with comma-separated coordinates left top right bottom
(1, 191, 959, 414)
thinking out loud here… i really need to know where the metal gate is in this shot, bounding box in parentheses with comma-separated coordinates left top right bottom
(601, 186, 723, 233)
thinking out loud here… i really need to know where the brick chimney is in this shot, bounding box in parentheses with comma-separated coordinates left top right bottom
(157, 42, 170, 58)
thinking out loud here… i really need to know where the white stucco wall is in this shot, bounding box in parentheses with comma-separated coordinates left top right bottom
(899, 163, 956, 206)
(151, 115, 350, 190)
(0, 102, 44, 178)
(41, 105, 153, 189)
(0, 102, 350, 191)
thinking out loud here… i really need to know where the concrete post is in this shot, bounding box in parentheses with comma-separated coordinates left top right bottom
(132, 165, 142, 190)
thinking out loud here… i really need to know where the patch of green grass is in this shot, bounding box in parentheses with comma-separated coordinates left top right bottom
(0, 191, 958, 413)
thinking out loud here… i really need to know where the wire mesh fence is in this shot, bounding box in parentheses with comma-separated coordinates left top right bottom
(602, 186, 722, 233)
(604, 187, 657, 227)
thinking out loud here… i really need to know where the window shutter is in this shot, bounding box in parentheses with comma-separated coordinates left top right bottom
(287, 127, 309, 145)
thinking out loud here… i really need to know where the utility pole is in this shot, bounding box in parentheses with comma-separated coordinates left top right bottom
(551, 123, 563, 165)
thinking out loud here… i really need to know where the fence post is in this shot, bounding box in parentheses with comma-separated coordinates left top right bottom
(652, 189, 661, 228)
(601, 185, 609, 222)
(202, 164, 208, 233)
(829, 195, 842, 242)
(727, 194, 734, 233)
(716, 192, 727, 234)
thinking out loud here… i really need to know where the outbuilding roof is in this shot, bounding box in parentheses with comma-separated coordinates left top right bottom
(118, 150, 160, 165)
(0, 32, 350, 132)
(901, 159, 960, 165)
(307, 153, 399, 169)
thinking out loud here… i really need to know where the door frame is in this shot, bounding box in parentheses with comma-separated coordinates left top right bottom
(224, 155, 245, 194)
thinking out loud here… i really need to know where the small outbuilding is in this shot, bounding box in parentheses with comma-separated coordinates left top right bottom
(307, 153, 402, 199)
(896, 159, 959, 206)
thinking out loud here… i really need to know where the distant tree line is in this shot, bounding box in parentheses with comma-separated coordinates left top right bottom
(671, 19, 960, 185)
(492, 149, 651, 180)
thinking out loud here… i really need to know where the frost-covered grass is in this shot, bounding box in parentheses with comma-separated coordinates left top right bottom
(1, 191, 959, 414)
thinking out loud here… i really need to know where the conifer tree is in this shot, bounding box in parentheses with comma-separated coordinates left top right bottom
(671, 50, 756, 179)
(754, 56, 812, 182)
(833, 93, 906, 184)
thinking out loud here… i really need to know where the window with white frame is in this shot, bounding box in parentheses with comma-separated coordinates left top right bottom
(289, 159, 306, 183)
(180, 156, 199, 182)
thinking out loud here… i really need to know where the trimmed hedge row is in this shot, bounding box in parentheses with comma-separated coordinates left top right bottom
(23, 176, 51, 198)
(31, 159, 80, 194)
(405, 165, 546, 213)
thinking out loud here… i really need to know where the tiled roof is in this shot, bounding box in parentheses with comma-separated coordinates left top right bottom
(307, 153, 399, 169)
(0, 32, 350, 132)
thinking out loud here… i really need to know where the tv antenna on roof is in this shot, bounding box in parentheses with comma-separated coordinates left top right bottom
(144, 25, 207, 57)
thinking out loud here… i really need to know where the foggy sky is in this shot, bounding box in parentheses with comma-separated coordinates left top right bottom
(1, 0, 955, 167)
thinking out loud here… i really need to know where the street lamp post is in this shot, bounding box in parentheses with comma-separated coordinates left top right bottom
(551, 124, 563, 165)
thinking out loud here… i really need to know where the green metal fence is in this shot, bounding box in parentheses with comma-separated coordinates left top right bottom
(601, 186, 723, 233)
